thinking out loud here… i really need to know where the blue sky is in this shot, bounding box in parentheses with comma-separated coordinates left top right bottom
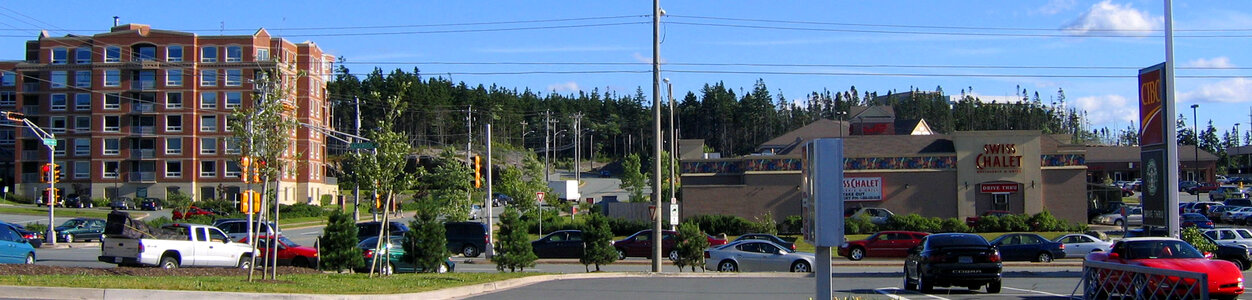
(2, 1, 1251, 138)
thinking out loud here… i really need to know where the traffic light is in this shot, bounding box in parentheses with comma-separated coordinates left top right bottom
(39, 164, 49, 183)
(374, 192, 381, 209)
(240, 156, 252, 183)
(240, 191, 251, 213)
(51, 164, 61, 182)
(473, 155, 482, 188)
(253, 160, 266, 184)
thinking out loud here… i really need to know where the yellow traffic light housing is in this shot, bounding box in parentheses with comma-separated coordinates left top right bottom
(240, 191, 251, 213)
(52, 164, 61, 182)
(473, 155, 482, 188)
(39, 164, 49, 183)
(374, 192, 382, 209)
(240, 156, 252, 183)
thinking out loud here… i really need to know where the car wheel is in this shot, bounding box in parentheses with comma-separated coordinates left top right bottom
(849, 247, 865, 261)
(668, 250, 679, 261)
(1235, 259, 1249, 271)
(616, 248, 626, 260)
(64, 234, 73, 243)
(1113, 219, 1123, 226)
(987, 280, 1002, 293)
(159, 256, 179, 269)
(903, 266, 917, 291)
(438, 262, 450, 273)
(790, 260, 811, 273)
(238, 256, 252, 269)
(461, 245, 480, 258)
(24, 253, 34, 264)
(379, 262, 393, 275)
(1036, 252, 1053, 263)
(717, 260, 738, 272)
(918, 273, 934, 293)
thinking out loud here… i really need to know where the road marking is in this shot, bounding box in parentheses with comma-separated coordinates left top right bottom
(1003, 286, 1077, 298)
(872, 287, 911, 300)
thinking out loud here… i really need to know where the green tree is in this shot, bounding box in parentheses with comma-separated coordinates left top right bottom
(319, 209, 363, 272)
(621, 154, 648, 202)
(495, 152, 549, 217)
(401, 212, 449, 273)
(674, 222, 709, 272)
(1181, 227, 1217, 253)
(493, 207, 536, 272)
(164, 191, 192, 212)
(416, 149, 474, 221)
(579, 211, 617, 271)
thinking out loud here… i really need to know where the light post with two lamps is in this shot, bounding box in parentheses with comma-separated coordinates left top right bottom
(1192, 104, 1200, 203)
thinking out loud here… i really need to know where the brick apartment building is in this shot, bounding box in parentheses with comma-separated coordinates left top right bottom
(0, 23, 337, 204)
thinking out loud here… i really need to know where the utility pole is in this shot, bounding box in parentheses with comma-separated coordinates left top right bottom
(520, 121, 528, 147)
(572, 113, 583, 189)
(485, 123, 494, 258)
(666, 79, 677, 231)
(467, 105, 473, 208)
(650, 0, 664, 273)
(544, 111, 552, 182)
(353, 96, 361, 223)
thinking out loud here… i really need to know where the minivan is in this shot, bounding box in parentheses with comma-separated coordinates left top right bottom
(445, 222, 488, 258)
(356, 221, 409, 242)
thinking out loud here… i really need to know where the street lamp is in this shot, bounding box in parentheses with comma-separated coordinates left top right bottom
(664, 78, 676, 230)
(836, 111, 848, 138)
(1192, 104, 1200, 203)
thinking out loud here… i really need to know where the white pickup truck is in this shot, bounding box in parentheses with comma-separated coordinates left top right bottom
(99, 222, 254, 269)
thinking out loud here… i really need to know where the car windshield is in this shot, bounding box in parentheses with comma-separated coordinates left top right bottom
(279, 236, 299, 247)
(1182, 215, 1207, 221)
(59, 219, 87, 227)
(1123, 240, 1204, 259)
(929, 234, 990, 247)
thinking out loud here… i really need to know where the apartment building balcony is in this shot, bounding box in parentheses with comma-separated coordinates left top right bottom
(127, 172, 156, 183)
(130, 126, 155, 135)
(21, 83, 38, 93)
(21, 150, 39, 159)
(21, 106, 38, 115)
(129, 149, 156, 160)
(129, 80, 157, 91)
(130, 103, 156, 114)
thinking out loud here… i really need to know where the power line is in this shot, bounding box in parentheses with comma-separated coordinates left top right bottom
(669, 14, 1252, 33)
(665, 21, 1252, 38)
(0, 15, 649, 32)
(335, 60, 1252, 70)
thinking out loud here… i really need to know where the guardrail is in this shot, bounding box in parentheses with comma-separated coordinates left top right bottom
(1081, 260, 1208, 299)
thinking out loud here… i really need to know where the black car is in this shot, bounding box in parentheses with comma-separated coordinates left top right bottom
(355, 221, 409, 242)
(531, 230, 584, 258)
(64, 195, 94, 208)
(139, 198, 163, 211)
(2, 222, 42, 248)
(904, 233, 1003, 293)
(988, 233, 1066, 262)
(732, 233, 795, 251)
(492, 193, 513, 207)
(445, 222, 488, 258)
(1207, 235, 1252, 270)
(108, 197, 135, 210)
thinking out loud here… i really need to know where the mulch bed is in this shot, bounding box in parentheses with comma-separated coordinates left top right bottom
(0, 265, 322, 276)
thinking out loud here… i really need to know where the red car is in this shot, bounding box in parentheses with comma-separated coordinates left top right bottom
(238, 235, 319, 268)
(172, 206, 217, 220)
(613, 230, 727, 261)
(965, 210, 1013, 227)
(837, 231, 929, 261)
(1086, 237, 1243, 299)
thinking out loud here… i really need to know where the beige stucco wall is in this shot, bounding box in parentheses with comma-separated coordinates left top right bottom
(953, 131, 1043, 219)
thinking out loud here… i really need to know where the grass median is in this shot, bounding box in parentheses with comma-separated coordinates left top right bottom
(0, 206, 118, 219)
(0, 272, 542, 294)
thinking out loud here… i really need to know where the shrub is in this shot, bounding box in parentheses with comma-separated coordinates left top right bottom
(580, 212, 617, 271)
(606, 217, 650, 236)
(178, 214, 216, 225)
(753, 212, 778, 235)
(91, 197, 111, 208)
(144, 217, 174, 228)
(1029, 211, 1066, 231)
(320, 195, 334, 207)
(884, 214, 941, 232)
(845, 215, 877, 234)
(780, 215, 803, 235)
(24, 223, 47, 236)
(687, 214, 756, 236)
(999, 214, 1031, 232)
(939, 218, 971, 233)
(674, 222, 709, 272)
(1181, 227, 1217, 253)
(492, 207, 536, 272)
(402, 212, 449, 273)
(280, 203, 326, 218)
(320, 209, 363, 272)
(974, 215, 1002, 233)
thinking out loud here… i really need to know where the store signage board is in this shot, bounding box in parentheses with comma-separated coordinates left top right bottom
(801, 139, 844, 247)
(1139, 63, 1169, 227)
(843, 177, 883, 201)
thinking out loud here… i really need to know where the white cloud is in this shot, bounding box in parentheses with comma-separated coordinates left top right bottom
(548, 81, 580, 93)
(1185, 57, 1235, 69)
(1179, 78, 1252, 104)
(632, 52, 665, 64)
(1072, 94, 1137, 126)
(1062, 0, 1159, 36)
(1037, 0, 1077, 15)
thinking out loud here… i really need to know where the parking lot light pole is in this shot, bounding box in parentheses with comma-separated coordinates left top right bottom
(1192, 104, 1200, 203)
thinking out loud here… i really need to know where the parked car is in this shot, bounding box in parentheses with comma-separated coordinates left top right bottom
(903, 233, 1002, 293)
(0, 222, 36, 264)
(1204, 228, 1252, 248)
(55, 218, 105, 242)
(491, 193, 514, 207)
(238, 235, 318, 268)
(1179, 181, 1199, 192)
(1180, 213, 1215, 228)
(1085, 237, 1244, 299)
(599, 170, 611, 178)
(614, 229, 727, 261)
(172, 206, 218, 220)
(1092, 206, 1142, 226)
(445, 221, 488, 258)
(988, 233, 1065, 262)
(469, 204, 482, 220)
(531, 230, 584, 259)
(356, 235, 453, 274)
(732, 233, 795, 251)
(108, 197, 135, 210)
(1053, 234, 1112, 257)
(3, 222, 42, 248)
(139, 198, 164, 211)
(705, 240, 815, 272)
(1222, 207, 1252, 223)
(965, 210, 1013, 227)
(1209, 205, 1237, 220)
(1207, 235, 1252, 271)
(1187, 202, 1223, 214)
(845, 207, 894, 225)
(215, 219, 280, 242)
(355, 221, 409, 242)
(837, 231, 929, 261)
(64, 195, 93, 208)
(1225, 198, 1252, 207)
(1211, 186, 1248, 201)
(1190, 182, 1220, 194)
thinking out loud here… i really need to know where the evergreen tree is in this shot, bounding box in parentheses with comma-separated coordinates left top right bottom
(674, 222, 710, 272)
(621, 154, 648, 202)
(493, 207, 536, 272)
(580, 211, 617, 271)
(402, 211, 448, 273)
(319, 209, 363, 272)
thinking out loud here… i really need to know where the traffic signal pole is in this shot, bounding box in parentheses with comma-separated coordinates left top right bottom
(3, 111, 58, 246)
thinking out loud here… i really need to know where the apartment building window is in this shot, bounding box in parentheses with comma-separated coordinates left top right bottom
(50, 94, 67, 111)
(200, 137, 216, 155)
(0, 131, 12, 145)
(201, 92, 217, 109)
(201, 46, 217, 62)
(165, 161, 181, 177)
(226, 46, 242, 62)
(225, 92, 242, 109)
(50, 71, 66, 88)
(103, 116, 120, 132)
(51, 47, 67, 64)
(167, 45, 183, 62)
(74, 94, 90, 110)
(104, 93, 120, 109)
(0, 72, 14, 86)
(74, 138, 89, 156)
(224, 138, 240, 154)
(225, 161, 241, 178)
(74, 71, 90, 88)
(200, 115, 217, 132)
(225, 69, 242, 86)
(75, 47, 91, 64)
(104, 69, 120, 87)
(166, 69, 182, 86)
(166, 115, 182, 132)
(200, 69, 217, 86)
(104, 138, 119, 155)
(0, 92, 12, 106)
(74, 161, 89, 179)
(257, 48, 270, 61)
(54, 139, 66, 156)
(166, 137, 182, 155)
(74, 116, 89, 130)
(103, 161, 119, 178)
(166, 92, 182, 109)
(200, 161, 216, 177)
(134, 46, 156, 62)
(49, 117, 66, 133)
(105, 46, 121, 63)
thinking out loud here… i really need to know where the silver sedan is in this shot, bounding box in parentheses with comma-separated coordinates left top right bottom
(704, 240, 815, 272)
(1053, 234, 1112, 257)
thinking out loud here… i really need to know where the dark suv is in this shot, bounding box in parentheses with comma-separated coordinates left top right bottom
(355, 221, 408, 242)
(445, 222, 488, 257)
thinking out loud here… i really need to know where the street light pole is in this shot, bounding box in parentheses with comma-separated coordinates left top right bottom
(1192, 104, 1200, 203)
(650, 0, 664, 273)
(665, 78, 677, 231)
